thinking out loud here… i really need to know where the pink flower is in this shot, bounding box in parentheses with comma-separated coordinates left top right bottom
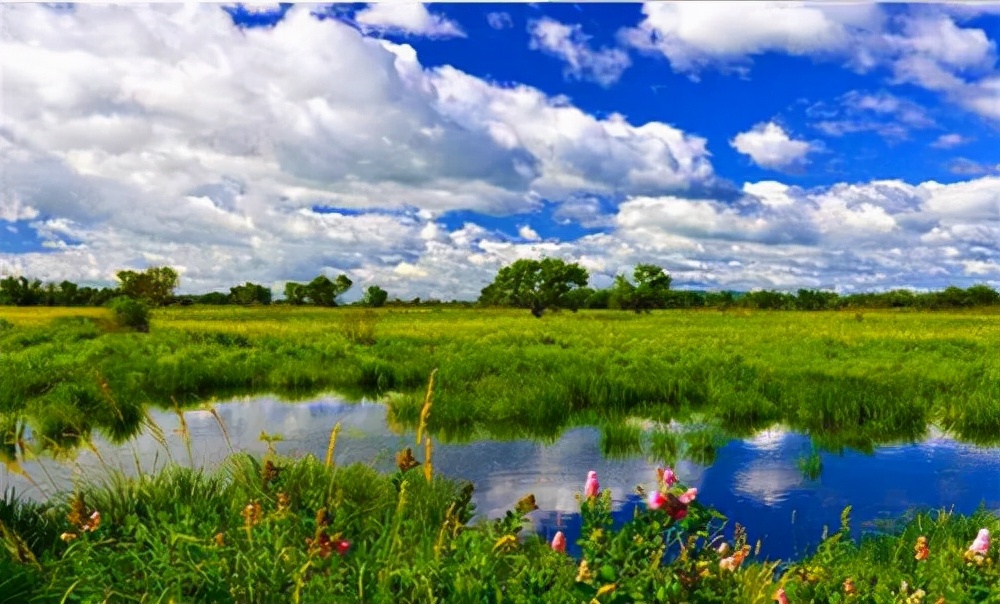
(670, 508, 687, 521)
(678, 488, 698, 505)
(551, 531, 566, 554)
(336, 540, 350, 556)
(648, 491, 667, 510)
(969, 528, 990, 555)
(660, 467, 678, 487)
(774, 588, 789, 604)
(584, 471, 600, 499)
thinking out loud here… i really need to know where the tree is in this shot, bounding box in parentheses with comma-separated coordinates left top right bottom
(0, 276, 43, 306)
(479, 258, 589, 317)
(284, 282, 307, 305)
(609, 264, 673, 313)
(361, 285, 388, 308)
(229, 282, 272, 306)
(305, 274, 353, 307)
(116, 266, 179, 306)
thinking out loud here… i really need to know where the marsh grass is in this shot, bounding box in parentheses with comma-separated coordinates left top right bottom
(1, 307, 998, 459)
(2, 373, 1000, 603)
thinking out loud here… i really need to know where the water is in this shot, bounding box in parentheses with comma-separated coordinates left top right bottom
(3, 395, 999, 561)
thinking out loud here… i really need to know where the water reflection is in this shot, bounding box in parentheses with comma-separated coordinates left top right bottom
(2, 395, 999, 561)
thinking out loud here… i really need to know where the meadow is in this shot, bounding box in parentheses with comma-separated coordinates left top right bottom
(1, 305, 999, 602)
(1, 305, 997, 458)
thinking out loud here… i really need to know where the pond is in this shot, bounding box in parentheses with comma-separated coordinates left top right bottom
(3, 394, 999, 562)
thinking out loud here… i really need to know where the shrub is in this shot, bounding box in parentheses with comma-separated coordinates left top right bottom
(108, 296, 150, 332)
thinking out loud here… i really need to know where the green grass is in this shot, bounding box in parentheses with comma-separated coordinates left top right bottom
(1, 306, 998, 457)
(1, 448, 997, 603)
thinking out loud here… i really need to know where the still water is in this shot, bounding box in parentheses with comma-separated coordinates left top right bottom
(3, 395, 999, 561)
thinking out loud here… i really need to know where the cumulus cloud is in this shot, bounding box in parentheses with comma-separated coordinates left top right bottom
(1, 4, 998, 298)
(518, 225, 541, 241)
(486, 11, 512, 30)
(731, 122, 816, 170)
(354, 3, 465, 38)
(528, 17, 631, 86)
(621, 3, 1000, 121)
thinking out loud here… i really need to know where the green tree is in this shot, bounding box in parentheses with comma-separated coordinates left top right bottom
(609, 264, 673, 313)
(283, 282, 307, 305)
(479, 258, 589, 317)
(229, 282, 272, 306)
(0, 276, 43, 306)
(361, 285, 389, 308)
(116, 266, 179, 306)
(305, 274, 353, 307)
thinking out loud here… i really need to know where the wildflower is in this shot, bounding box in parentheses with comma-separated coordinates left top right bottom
(678, 488, 698, 505)
(719, 545, 750, 572)
(843, 577, 856, 596)
(213, 532, 225, 547)
(584, 471, 600, 499)
(906, 589, 926, 604)
(968, 528, 990, 555)
(277, 492, 290, 513)
(335, 539, 350, 556)
(717, 542, 731, 557)
(657, 466, 678, 487)
(671, 507, 688, 521)
(395, 447, 420, 472)
(515, 494, 539, 515)
(595, 584, 616, 598)
(774, 588, 789, 604)
(648, 490, 667, 511)
(242, 501, 263, 527)
(551, 531, 566, 554)
(81, 511, 101, 533)
(60, 532, 78, 543)
(576, 559, 593, 583)
(493, 534, 518, 553)
(914, 535, 930, 560)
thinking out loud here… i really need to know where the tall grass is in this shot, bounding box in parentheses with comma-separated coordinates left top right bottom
(1, 307, 997, 457)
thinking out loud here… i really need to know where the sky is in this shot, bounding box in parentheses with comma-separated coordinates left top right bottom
(1, 2, 999, 300)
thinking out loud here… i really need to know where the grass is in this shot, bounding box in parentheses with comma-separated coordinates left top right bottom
(1, 306, 998, 458)
(0, 445, 997, 603)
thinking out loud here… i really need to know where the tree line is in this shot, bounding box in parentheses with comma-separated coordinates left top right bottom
(2, 261, 998, 313)
(0, 267, 389, 308)
(477, 258, 1000, 316)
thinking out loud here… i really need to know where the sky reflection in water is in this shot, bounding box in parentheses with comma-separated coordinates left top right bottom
(3, 396, 998, 561)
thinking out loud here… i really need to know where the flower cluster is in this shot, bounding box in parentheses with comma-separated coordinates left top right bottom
(61, 492, 101, 542)
(647, 466, 697, 521)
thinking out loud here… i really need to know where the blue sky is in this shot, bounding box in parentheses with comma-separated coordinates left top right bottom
(1, 3, 998, 297)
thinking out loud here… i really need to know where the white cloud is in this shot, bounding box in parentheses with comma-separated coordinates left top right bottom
(354, 3, 465, 39)
(1, 4, 998, 298)
(730, 122, 815, 170)
(931, 133, 972, 148)
(620, 2, 880, 76)
(486, 11, 512, 31)
(622, 3, 1000, 121)
(528, 17, 631, 87)
(518, 225, 540, 241)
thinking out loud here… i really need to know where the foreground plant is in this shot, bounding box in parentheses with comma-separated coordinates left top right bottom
(0, 453, 997, 603)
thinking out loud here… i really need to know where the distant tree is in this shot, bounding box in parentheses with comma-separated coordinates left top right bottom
(965, 284, 1000, 306)
(305, 274, 353, 307)
(0, 276, 43, 306)
(609, 264, 673, 313)
(116, 266, 179, 306)
(704, 291, 736, 308)
(585, 288, 611, 309)
(479, 258, 589, 317)
(361, 285, 389, 308)
(283, 282, 307, 305)
(229, 282, 272, 306)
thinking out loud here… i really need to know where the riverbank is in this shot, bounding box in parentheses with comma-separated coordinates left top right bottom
(2, 447, 997, 603)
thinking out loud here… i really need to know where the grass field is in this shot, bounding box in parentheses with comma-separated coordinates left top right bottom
(1, 306, 997, 457)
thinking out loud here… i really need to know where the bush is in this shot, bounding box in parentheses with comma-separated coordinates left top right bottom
(108, 297, 150, 332)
